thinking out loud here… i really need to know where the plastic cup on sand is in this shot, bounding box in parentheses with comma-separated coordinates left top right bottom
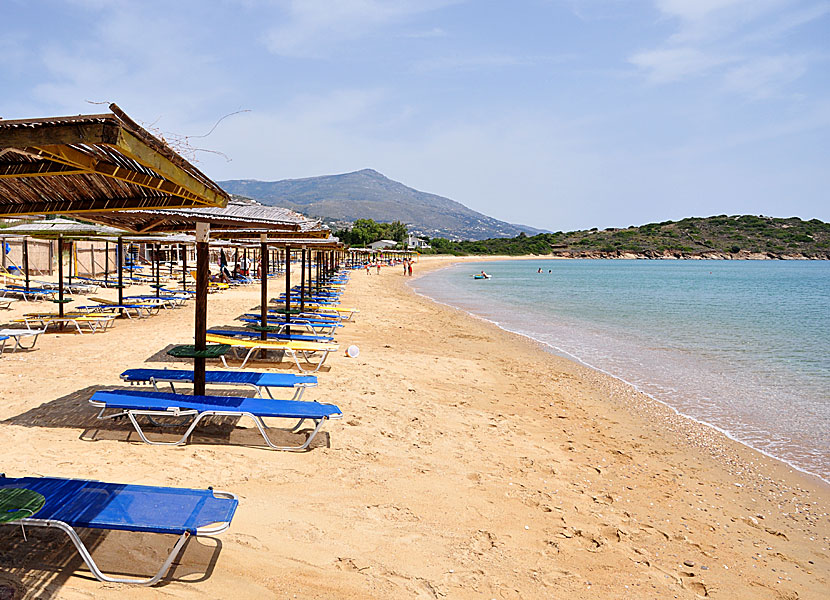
(346, 345, 360, 358)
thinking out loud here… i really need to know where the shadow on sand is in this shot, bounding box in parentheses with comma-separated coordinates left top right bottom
(0, 524, 223, 599)
(2, 385, 330, 450)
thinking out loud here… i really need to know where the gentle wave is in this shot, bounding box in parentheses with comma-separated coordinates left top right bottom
(410, 259, 830, 483)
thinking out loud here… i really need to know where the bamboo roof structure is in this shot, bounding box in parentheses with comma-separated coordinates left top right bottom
(80, 198, 318, 234)
(1, 217, 127, 239)
(260, 236, 342, 248)
(0, 104, 229, 218)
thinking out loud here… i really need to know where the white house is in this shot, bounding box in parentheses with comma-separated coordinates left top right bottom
(369, 239, 398, 250)
(406, 234, 431, 249)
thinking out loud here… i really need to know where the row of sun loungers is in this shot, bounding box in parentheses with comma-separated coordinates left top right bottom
(2, 269, 354, 584)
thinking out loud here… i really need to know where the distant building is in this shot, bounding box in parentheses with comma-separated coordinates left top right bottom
(369, 239, 398, 250)
(406, 234, 431, 249)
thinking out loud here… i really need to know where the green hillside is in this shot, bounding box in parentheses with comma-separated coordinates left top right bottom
(219, 169, 546, 240)
(425, 215, 830, 259)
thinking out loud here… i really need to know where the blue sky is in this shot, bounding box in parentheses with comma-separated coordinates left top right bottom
(2, 0, 828, 231)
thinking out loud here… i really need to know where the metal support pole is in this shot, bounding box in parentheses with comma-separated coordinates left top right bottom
(22, 237, 30, 292)
(194, 223, 210, 396)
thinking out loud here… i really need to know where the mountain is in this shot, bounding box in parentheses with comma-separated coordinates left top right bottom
(218, 169, 546, 240)
(426, 215, 830, 259)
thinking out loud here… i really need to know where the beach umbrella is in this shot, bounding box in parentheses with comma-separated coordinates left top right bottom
(1, 218, 128, 317)
(0, 105, 230, 392)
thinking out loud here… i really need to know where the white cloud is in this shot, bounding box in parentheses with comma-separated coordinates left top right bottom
(629, 47, 735, 82)
(413, 53, 572, 73)
(403, 27, 448, 39)
(722, 54, 809, 98)
(263, 0, 459, 57)
(630, 0, 825, 97)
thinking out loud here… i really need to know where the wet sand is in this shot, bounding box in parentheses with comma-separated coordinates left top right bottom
(0, 256, 827, 599)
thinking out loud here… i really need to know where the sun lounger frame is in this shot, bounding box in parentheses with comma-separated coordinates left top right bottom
(120, 368, 317, 400)
(90, 391, 341, 451)
(0, 475, 237, 586)
(206, 335, 336, 372)
(0, 328, 45, 351)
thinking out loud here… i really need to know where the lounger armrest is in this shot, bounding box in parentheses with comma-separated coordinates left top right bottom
(195, 489, 239, 535)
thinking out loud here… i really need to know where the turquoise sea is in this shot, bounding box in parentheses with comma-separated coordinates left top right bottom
(411, 260, 830, 483)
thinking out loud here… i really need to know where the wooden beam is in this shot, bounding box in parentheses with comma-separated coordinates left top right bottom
(136, 218, 171, 233)
(32, 145, 203, 203)
(0, 162, 87, 178)
(0, 195, 206, 217)
(0, 120, 118, 149)
(111, 128, 228, 208)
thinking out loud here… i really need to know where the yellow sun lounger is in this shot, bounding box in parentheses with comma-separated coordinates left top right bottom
(205, 333, 339, 372)
(16, 313, 116, 334)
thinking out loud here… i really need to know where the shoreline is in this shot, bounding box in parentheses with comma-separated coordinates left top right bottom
(0, 258, 828, 598)
(410, 255, 830, 492)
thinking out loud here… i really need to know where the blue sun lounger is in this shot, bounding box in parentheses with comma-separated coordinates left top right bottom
(238, 316, 343, 334)
(206, 328, 334, 344)
(0, 474, 237, 585)
(120, 368, 318, 400)
(90, 389, 342, 451)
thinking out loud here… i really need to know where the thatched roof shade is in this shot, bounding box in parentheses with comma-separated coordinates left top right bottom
(1, 216, 127, 239)
(80, 199, 315, 234)
(0, 104, 229, 217)
(226, 236, 342, 248)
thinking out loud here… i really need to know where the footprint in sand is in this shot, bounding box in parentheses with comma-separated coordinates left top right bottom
(365, 504, 419, 522)
(682, 579, 710, 597)
(225, 532, 266, 551)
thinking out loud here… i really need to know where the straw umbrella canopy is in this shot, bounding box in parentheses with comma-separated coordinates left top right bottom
(0, 105, 232, 393)
(77, 205, 310, 391)
(1, 217, 129, 313)
(208, 210, 333, 341)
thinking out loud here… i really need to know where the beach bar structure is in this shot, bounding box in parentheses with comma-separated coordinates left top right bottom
(0, 105, 237, 393)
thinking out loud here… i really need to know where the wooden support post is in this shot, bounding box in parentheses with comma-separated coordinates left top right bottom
(300, 246, 306, 314)
(67, 240, 73, 286)
(22, 237, 30, 292)
(233, 247, 239, 280)
(260, 235, 268, 349)
(284, 246, 291, 336)
(155, 243, 161, 297)
(194, 223, 210, 396)
(57, 236, 64, 318)
(117, 237, 124, 310)
(307, 248, 313, 298)
(181, 243, 187, 291)
(104, 240, 109, 285)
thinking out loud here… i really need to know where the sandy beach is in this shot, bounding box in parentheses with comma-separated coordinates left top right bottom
(0, 255, 828, 599)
